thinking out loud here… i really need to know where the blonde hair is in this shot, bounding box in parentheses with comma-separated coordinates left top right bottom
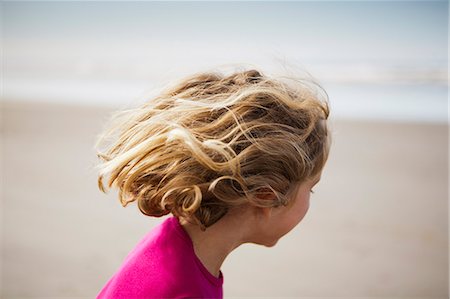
(95, 68, 331, 230)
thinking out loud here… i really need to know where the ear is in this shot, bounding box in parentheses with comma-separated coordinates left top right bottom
(260, 206, 273, 219)
(254, 187, 278, 202)
(255, 187, 278, 203)
(253, 187, 278, 220)
(250, 205, 273, 222)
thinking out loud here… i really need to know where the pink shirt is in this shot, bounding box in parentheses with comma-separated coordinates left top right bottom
(97, 216, 224, 299)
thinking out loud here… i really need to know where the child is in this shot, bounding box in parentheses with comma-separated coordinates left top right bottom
(94, 67, 331, 298)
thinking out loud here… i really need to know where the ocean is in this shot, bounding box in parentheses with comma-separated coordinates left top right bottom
(3, 75, 448, 124)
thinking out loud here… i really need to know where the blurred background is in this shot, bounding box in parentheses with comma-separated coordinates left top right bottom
(1, 1, 448, 298)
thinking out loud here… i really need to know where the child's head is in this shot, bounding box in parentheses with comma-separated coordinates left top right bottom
(95, 68, 331, 232)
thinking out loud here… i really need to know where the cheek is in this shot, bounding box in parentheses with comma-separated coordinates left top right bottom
(302, 199, 310, 219)
(262, 194, 311, 245)
(293, 195, 310, 224)
(304, 195, 311, 214)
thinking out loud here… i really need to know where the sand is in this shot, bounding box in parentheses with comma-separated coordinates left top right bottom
(1, 100, 448, 298)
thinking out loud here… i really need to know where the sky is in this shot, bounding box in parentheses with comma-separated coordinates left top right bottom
(2, 1, 448, 122)
(3, 1, 447, 63)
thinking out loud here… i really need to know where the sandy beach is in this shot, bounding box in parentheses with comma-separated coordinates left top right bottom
(1, 100, 448, 298)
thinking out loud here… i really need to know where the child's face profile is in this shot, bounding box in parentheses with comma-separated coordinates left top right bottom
(253, 173, 322, 247)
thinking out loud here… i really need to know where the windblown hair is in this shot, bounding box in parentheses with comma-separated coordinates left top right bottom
(95, 68, 331, 230)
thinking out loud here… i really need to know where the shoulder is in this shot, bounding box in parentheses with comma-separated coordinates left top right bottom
(97, 216, 212, 298)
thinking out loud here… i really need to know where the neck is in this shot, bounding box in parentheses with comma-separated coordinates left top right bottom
(179, 208, 252, 278)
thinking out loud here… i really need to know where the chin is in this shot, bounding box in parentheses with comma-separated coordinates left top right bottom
(263, 239, 279, 248)
(251, 237, 279, 248)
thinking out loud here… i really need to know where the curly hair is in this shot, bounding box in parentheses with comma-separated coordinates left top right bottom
(94, 67, 331, 230)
